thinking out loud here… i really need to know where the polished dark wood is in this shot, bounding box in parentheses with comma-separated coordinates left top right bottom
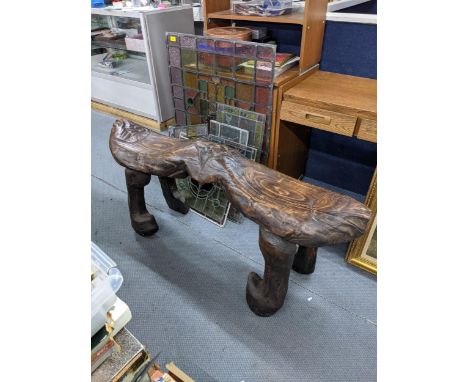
(292, 246, 317, 275)
(111, 119, 372, 316)
(159, 177, 190, 214)
(125, 168, 158, 236)
(111, 119, 371, 247)
(246, 228, 296, 316)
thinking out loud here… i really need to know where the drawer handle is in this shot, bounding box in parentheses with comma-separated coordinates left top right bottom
(288, 109, 331, 125)
(304, 112, 331, 125)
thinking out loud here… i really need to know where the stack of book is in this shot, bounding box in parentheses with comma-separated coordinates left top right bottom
(238, 52, 300, 77)
(91, 299, 195, 382)
(91, 297, 158, 382)
(91, 297, 133, 373)
(91, 243, 195, 382)
(274, 52, 300, 76)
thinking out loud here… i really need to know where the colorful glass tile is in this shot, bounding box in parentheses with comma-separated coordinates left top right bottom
(172, 85, 183, 99)
(170, 67, 183, 85)
(207, 82, 217, 102)
(187, 114, 202, 124)
(256, 61, 273, 83)
(180, 35, 196, 49)
(225, 86, 235, 99)
(168, 46, 181, 67)
(181, 48, 197, 69)
(235, 42, 256, 58)
(255, 86, 270, 106)
(235, 100, 252, 111)
(215, 40, 234, 55)
(235, 57, 255, 81)
(175, 109, 186, 125)
(198, 79, 208, 93)
(216, 54, 234, 75)
(183, 71, 197, 89)
(236, 83, 253, 103)
(257, 45, 275, 60)
(174, 98, 185, 111)
(167, 32, 276, 164)
(197, 37, 215, 52)
(200, 99, 210, 116)
(216, 84, 225, 103)
(254, 105, 269, 116)
(197, 52, 214, 74)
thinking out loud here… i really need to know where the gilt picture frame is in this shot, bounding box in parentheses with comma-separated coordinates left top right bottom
(346, 170, 377, 274)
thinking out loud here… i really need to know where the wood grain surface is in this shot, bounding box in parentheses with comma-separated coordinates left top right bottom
(283, 70, 377, 120)
(356, 118, 377, 143)
(110, 119, 371, 247)
(280, 100, 357, 137)
(299, 0, 328, 71)
(246, 227, 297, 316)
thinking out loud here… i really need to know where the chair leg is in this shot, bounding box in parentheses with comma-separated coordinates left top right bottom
(125, 168, 158, 236)
(158, 176, 189, 214)
(246, 227, 297, 317)
(292, 246, 317, 274)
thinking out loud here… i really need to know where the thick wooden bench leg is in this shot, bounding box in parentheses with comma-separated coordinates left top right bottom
(158, 177, 189, 214)
(246, 227, 297, 317)
(125, 168, 159, 236)
(292, 246, 317, 274)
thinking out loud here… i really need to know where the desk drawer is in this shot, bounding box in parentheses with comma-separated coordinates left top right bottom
(356, 118, 377, 143)
(280, 101, 357, 137)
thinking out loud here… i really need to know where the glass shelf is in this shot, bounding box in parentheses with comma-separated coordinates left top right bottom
(92, 39, 147, 54)
(92, 39, 127, 51)
(91, 52, 151, 87)
(91, 13, 149, 86)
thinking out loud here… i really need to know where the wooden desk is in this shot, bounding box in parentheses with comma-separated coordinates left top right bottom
(272, 70, 377, 178)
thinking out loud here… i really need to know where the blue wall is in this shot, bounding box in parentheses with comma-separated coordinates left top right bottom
(304, 4, 377, 195)
(340, 0, 377, 14)
(320, 22, 376, 79)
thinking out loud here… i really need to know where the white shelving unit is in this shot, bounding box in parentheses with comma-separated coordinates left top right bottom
(327, 0, 371, 12)
(91, 6, 194, 121)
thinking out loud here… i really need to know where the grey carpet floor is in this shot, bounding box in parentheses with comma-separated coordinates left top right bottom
(91, 110, 377, 381)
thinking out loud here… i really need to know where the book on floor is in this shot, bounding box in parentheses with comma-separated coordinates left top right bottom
(91, 298, 133, 376)
(92, 297, 132, 352)
(92, 328, 147, 382)
(92, 338, 116, 373)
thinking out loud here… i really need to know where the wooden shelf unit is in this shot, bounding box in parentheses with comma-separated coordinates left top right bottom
(203, 0, 328, 73)
(203, 0, 328, 167)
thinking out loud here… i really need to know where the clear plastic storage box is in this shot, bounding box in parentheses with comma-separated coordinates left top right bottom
(91, 242, 123, 336)
(231, 0, 293, 17)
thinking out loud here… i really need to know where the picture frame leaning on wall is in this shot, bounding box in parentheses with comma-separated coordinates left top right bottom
(346, 169, 377, 274)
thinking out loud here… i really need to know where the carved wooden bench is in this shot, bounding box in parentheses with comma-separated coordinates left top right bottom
(110, 119, 371, 316)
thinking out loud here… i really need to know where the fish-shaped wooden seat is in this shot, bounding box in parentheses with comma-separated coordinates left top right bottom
(110, 119, 371, 316)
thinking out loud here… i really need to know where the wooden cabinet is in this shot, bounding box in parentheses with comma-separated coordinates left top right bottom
(273, 70, 377, 177)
